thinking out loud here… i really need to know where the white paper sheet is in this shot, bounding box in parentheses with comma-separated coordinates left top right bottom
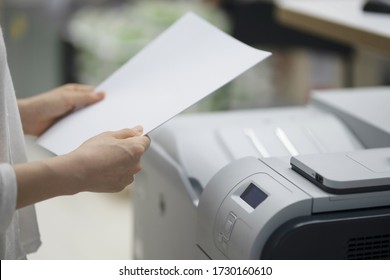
(37, 12, 271, 155)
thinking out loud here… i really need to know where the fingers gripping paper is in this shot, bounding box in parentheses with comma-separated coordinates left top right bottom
(37, 12, 271, 155)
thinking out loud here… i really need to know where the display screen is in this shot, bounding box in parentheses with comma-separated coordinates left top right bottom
(240, 183, 268, 209)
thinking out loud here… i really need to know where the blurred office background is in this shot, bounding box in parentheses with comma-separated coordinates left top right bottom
(0, 0, 389, 259)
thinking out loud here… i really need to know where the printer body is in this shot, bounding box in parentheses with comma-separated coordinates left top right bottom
(134, 87, 390, 259)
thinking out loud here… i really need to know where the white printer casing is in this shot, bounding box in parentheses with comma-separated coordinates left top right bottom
(134, 87, 390, 259)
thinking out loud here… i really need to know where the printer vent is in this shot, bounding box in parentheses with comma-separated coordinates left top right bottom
(347, 234, 390, 260)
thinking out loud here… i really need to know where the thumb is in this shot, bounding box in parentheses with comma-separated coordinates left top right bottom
(70, 91, 105, 110)
(112, 126, 143, 139)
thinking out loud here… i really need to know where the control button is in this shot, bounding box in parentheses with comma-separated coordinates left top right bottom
(223, 220, 234, 236)
(222, 212, 237, 241)
(227, 212, 237, 223)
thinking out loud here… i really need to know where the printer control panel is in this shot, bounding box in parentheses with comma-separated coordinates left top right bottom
(216, 183, 269, 255)
(213, 174, 294, 258)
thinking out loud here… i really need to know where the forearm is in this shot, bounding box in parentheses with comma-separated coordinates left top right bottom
(17, 98, 38, 135)
(13, 154, 83, 209)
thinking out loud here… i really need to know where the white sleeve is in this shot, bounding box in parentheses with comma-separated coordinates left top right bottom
(0, 163, 17, 234)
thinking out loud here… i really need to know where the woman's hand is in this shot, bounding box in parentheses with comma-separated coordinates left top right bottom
(14, 126, 151, 208)
(67, 126, 151, 193)
(18, 84, 104, 136)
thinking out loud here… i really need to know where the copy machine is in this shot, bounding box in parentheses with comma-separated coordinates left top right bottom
(134, 87, 390, 260)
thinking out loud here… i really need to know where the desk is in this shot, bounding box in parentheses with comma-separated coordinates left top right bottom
(276, 0, 390, 56)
